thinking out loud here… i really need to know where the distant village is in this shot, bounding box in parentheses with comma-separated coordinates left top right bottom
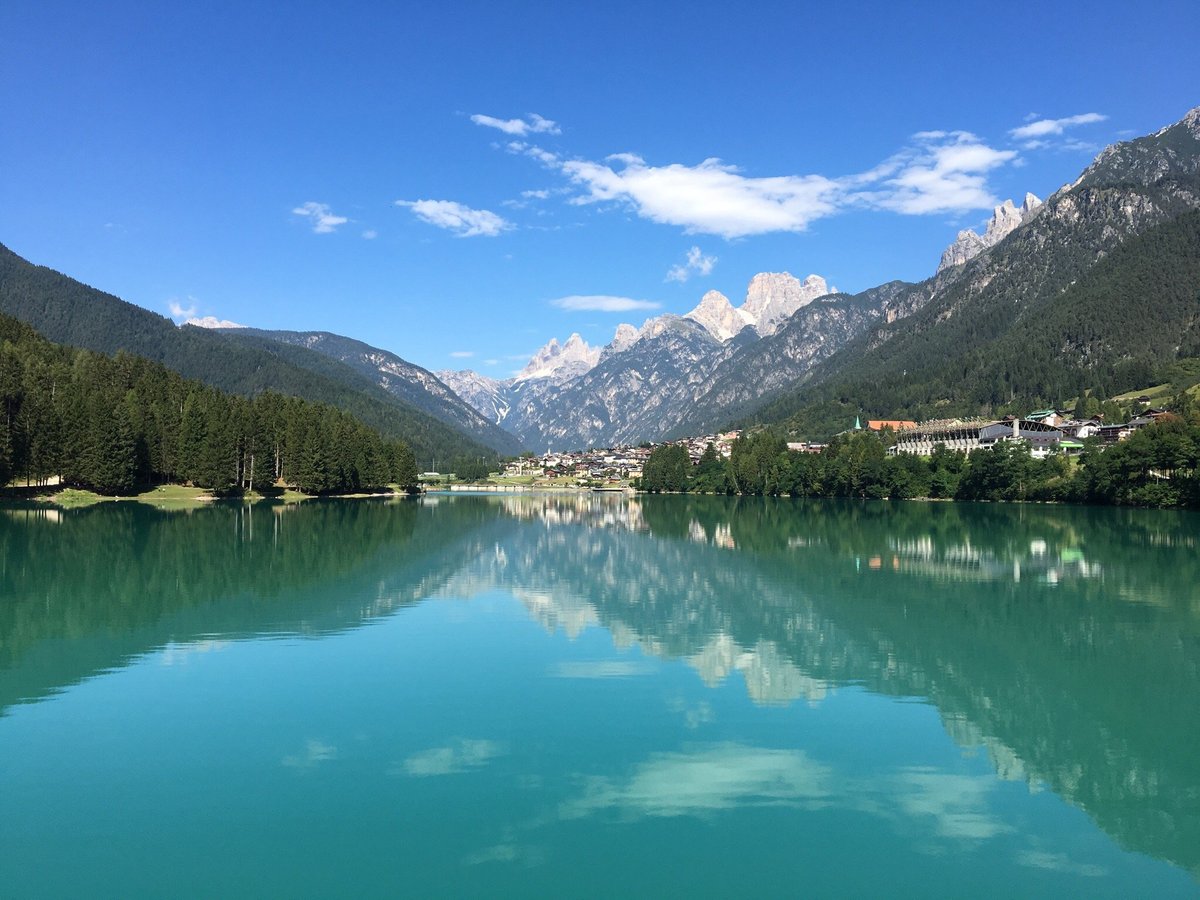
(416, 399, 1176, 488)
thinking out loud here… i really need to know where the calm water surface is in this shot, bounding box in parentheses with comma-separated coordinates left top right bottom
(1, 495, 1198, 897)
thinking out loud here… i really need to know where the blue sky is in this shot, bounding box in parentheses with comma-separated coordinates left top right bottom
(2, 1, 1197, 376)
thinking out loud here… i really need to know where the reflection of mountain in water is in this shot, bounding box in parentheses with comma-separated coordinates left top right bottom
(1, 494, 1198, 877)
(429, 494, 1200, 879)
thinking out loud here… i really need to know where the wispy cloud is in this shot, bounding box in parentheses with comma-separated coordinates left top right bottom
(550, 295, 661, 312)
(471, 113, 560, 136)
(666, 246, 717, 283)
(507, 141, 559, 166)
(450, 350, 475, 358)
(398, 199, 511, 237)
(860, 131, 1017, 215)
(292, 201, 348, 234)
(361, 229, 378, 240)
(167, 298, 197, 320)
(521, 189, 551, 200)
(1010, 112, 1106, 141)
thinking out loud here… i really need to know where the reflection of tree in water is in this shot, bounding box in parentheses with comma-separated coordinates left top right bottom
(0, 498, 504, 710)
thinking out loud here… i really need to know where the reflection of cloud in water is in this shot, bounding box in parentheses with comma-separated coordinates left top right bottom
(159, 639, 230, 666)
(397, 739, 504, 777)
(667, 697, 715, 729)
(560, 745, 1014, 850)
(561, 744, 831, 819)
(282, 738, 337, 770)
(463, 829, 546, 868)
(889, 768, 1012, 841)
(1017, 849, 1107, 877)
(689, 634, 829, 705)
(550, 660, 656, 679)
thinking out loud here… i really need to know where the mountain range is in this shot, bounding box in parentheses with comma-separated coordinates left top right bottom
(433, 104, 1200, 447)
(2, 106, 1198, 455)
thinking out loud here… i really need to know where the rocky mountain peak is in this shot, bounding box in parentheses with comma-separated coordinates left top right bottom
(684, 289, 754, 342)
(608, 323, 640, 354)
(937, 194, 1042, 273)
(515, 332, 601, 382)
(742, 272, 830, 336)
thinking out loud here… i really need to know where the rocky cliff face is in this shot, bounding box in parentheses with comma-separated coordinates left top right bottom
(741, 272, 831, 334)
(434, 369, 511, 425)
(937, 194, 1042, 272)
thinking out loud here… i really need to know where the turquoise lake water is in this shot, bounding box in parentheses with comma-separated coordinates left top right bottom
(1, 494, 1198, 897)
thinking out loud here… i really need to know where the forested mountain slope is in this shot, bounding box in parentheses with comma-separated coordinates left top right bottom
(227, 328, 524, 456)
(0, 243, 498, 466)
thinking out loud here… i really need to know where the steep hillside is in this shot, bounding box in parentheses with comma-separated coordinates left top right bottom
(226, 329, 524, 455)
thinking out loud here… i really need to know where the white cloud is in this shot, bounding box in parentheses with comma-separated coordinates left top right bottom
(396, 739, 504, 777)
(521, 189, 551, 199)
(398, 199, 511, 237)
(450, 350, 475, 358)
(362, 229, 378, 240)
(292, 201, 348, 234)
(167, 298, 197, 320)
(1010, 112, 1106, 141)
(185, 316, 246, 329)
(562, 155, 841, 239)
(666, 245, 717, 283)
(860, 132, 1018, 215)
(471, 112, 560, 136)
(550, 295, 661, 312)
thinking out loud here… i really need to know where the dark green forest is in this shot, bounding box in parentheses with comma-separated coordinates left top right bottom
(0, 313, 417, 494)
(640, 424, 1200, 509)
(0, 242, 501, 467)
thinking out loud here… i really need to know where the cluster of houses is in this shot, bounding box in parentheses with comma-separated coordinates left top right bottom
(875, 408, 1172, 458)
(501, 432, 744, 484)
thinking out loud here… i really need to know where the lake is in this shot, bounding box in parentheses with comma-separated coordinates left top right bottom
(1, 494, 1198, 897)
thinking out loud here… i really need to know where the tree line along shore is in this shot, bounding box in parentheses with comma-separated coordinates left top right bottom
(0, 313, 419, 498)
(638, 426, 1200, 509)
